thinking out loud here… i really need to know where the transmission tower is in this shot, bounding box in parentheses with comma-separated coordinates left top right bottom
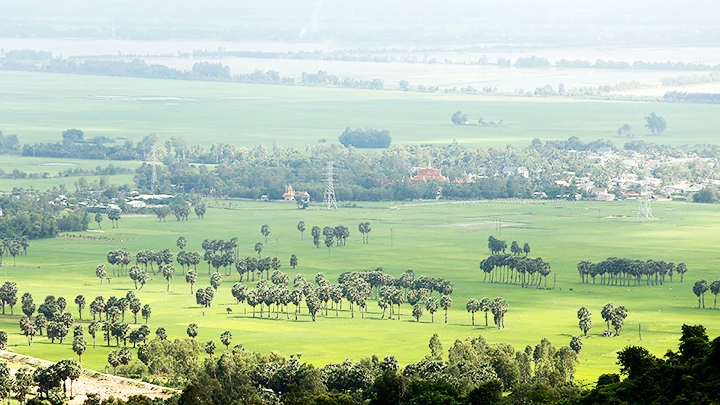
(636, 178, 653, 219)
(150, 146, 158, 194)
(637, 195, 653, 219)
(324, 161, 338, 209)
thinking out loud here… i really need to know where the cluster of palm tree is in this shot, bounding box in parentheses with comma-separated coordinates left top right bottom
(577, 258, 687, 286)
(479, 255, 552, 287)
(487, 236, 530, 256)
(235, 256, 283, 281)
(11, 358, 82, 400)
(600, 303, 628, 336)
(176, 250, 201, 272)
(202, 238, 239, 275)
(0, 236, 30, 267)
(464, 297, 508, 329)
(577, 307, 592, 337)
(309, 225, 351, 254)
(18, 294, 76, 347)
(0, 281, 18, 315)
(106, 248, 132, 276)
(106, 208, 121, 228)
(134, 249, 175, 275)
(358, 222, 372, 244)
(227, 269, 456, 323)
(86, 292, 153, 350)
(692, 279, 720, 309)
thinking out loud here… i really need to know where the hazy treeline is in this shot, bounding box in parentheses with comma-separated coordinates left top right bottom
(0, 54, 384, 90)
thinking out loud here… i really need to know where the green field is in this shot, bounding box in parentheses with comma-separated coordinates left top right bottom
(2, 71, 720, 149)
(0, 156, 141, 174)
(0, 155, 140, 191)
(1, 199, 719, 383)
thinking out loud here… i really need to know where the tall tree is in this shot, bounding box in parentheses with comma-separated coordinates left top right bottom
(297, 221, 306, 240)
(711, 280, 720, 309)
(74, 295, 86, 320)
(644, 112, 667, 135)
(577, 306, 592, 337)
(466, 298, 480, 325)
(677, 262, 687, 283)
(176, 236, 187, 251)
(141, 304, 152, 324)
(163, 264, 175, 292)
(261, 224, 271, 243)
(479, 297, 492, 326)
(440, 295, 453, 324)
(693, 280, 710, 308)
(220, 330, 233, 350)
(94, 213, 103, 229)
(425, 297, 439, 323)
(187, 323, 199, 339)
(185, 269, 198, 294)
(95, 264, 107, 285)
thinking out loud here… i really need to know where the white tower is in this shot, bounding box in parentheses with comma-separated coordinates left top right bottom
(324, 161, 338, 209)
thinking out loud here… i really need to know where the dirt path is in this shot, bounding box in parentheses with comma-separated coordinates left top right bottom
(0, 351, 179, 404)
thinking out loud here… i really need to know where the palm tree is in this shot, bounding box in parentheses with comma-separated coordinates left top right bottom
(185, 269, 198, 294)
(163, 265, 175, 292)
(412, 304, 424, 322)
(220, 330, 233, 350)
(693, 280, 710, 308)
(490, 297, 508, 330)
(601, 303, 615, 331)
(466, 298, 480, 325)
(141, 304, 152, 324)
(205, 340, 216, 356)
(94, 213, 103, 229)
(186, 323, 198, 339)
(297, 221, 305, 240)
(677, 263, 688, 283)
(254, 243, 263, 258)
(711, 280, 720, 309)
(95, 264, 107, 285)
(176, 236, 186, 251)
(261, 224, 271, 243)
(577, 306, 592, 336)
(440, 295, 452, 324)
(210, 272, 222, 291)
(425, 297, 439, 323)
(74, 295, 86, 320)
(479, 297, 492, 326)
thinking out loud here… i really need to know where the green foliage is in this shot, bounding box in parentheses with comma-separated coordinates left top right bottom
(338, 128, 391, 148)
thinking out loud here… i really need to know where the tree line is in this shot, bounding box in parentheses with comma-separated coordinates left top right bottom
(0, 192, 89, 240)
(0, 55, 385, 90)
(577, 258, 687, 286)
(228, 269, 457, 324)
(481, 237, 552, 288)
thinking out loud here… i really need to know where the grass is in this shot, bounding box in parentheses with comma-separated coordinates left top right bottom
(2, 71, 720, 149)
(0, 156, 142, 174)
(0, 174, 136, 192)
(0, 155, 140, 191)
(0, 199, 718, 383)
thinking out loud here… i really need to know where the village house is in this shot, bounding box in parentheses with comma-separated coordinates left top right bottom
(410, 166, 449, 182)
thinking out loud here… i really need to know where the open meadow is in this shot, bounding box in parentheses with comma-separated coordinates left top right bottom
(2, 71, 720, 150)
(0, 199, 719, 383)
